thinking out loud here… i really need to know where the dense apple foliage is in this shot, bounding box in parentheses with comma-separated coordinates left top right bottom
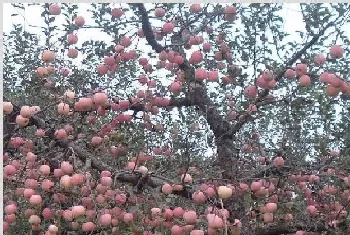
(3, 3, 350, 235)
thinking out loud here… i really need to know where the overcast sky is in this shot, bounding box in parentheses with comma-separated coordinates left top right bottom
(3, 3, 308, 46)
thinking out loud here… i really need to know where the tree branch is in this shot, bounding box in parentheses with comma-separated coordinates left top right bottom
(257, 222, 330, 235)
(134, 4, 232, 139)
(134, 3, 164, 53)
(230, 20, 336, 136)
(3, 96, 46, 146)
(50, 139, 194, 198)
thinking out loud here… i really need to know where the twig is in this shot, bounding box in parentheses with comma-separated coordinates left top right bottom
(220, 198, 228, 235)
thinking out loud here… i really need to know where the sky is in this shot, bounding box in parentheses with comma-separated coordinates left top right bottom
(3, 3, 348, 158)
(3, 3, 307, 53)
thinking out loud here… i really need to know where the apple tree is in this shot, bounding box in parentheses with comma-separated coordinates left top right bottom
(3, 3, 350, 235)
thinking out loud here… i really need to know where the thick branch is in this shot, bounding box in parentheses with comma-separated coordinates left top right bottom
(257, 222, 329, 235)
(135, 4, 232, 139)
(49, 138, 192, 198)
(129, 96, 191, 113)
(135, 3, 164, 53)
(248, 165, 291, 179)
(169, 97, 191, 107)
(132, 4, 249, 227)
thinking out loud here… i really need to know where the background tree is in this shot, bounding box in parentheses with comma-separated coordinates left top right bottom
(3, 3, 350, 235)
